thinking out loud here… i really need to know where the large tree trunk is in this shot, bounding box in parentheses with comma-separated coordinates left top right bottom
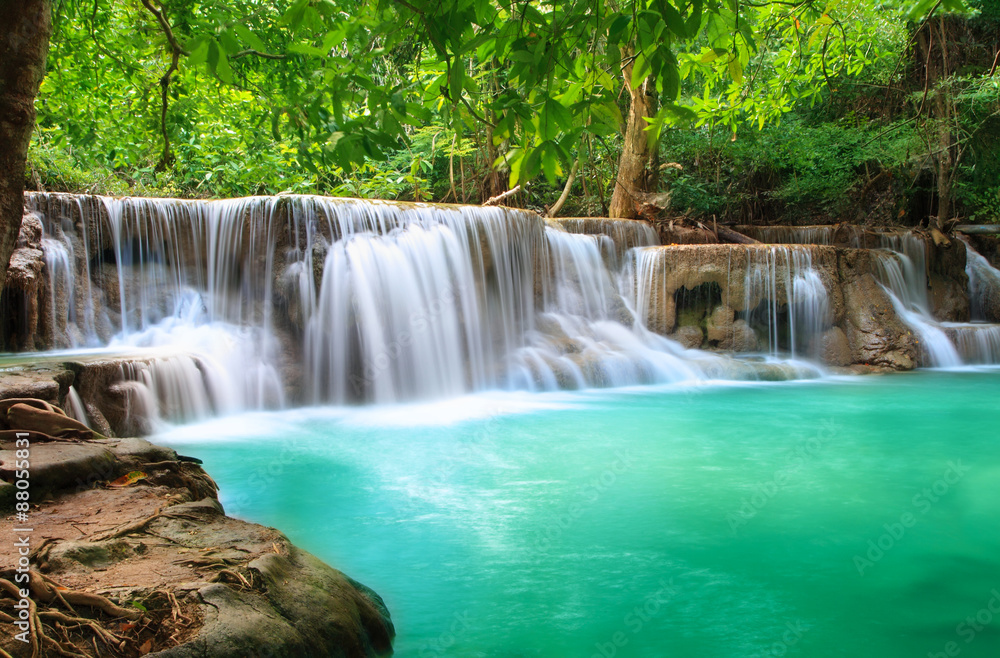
(609, 64, 656, 219)
(0, 0, 51, 299)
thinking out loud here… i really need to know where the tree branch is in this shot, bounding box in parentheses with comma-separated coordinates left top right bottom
(139, 0, 186, 171)
(230, 49, 286, 60)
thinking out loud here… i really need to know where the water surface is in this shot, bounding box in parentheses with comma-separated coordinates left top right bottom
(156, 370, 1000, 657)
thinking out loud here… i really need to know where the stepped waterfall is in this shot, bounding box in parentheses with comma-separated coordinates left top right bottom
(10, 193, 1000, 428)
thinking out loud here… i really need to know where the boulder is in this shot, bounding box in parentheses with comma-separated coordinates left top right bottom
(840, 267, 917, 370)
(815, 327, 853, 366)
(670, 325, 704, 349)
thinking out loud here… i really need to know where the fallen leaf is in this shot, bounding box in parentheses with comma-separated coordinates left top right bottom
(108, 471, 148, 488)
(139, 639, 153, 654)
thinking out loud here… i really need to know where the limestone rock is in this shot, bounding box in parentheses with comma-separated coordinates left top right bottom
(841, 271, 917, 370)
(719, 319, 759, 352)
(0, 442, 118, 498)
(816, 327, 852, 366)
(670, 325, 704, 349)
(706, 305, 735, 343)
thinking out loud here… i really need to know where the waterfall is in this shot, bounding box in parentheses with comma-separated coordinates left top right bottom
(304, 207, 539, 403)
(29, 194, 728, 410)
(48, 193, 1000, 422)
(872, 251, 962, 367)
(64, 385, 89, 427)
(742, 247, 832, 358)
(41, 236, 75, 347)
(549, 218, 659, 268)
(962, 237, 1000, 322)
(625, 244, 831, 365)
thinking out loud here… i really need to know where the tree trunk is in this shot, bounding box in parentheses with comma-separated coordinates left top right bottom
(0, 0, 51, 298)
(933, 19, 953, 231)
(935, 97, 952, 231)
(609, 63, 656, 219)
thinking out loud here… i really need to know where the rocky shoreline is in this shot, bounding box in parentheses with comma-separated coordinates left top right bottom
(0, 372, 395, 658)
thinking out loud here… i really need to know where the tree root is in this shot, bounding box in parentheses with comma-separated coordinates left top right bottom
(1, 572, 145, 657)
(28, 571, 142, 620)
(39, 610, 127, 647)
(88, 506, 206, 543)
(88, 507, 165, 543)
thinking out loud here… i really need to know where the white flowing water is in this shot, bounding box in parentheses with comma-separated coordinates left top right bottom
(626, 244, 831, 362)
(743, 247, 831, 358)
(64, 385, 89, 427)
(24, 194, 1000, 422)
(872, 250, 962, 367)
(30, 194, 740, 416)
(963, 237, 1000, 321)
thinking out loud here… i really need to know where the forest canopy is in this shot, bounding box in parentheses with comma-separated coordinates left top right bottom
(26, 0, 999, 225)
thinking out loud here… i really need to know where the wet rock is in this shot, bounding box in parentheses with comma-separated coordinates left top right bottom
(659, 224, 719, 245)
(705, 305, 735, 343)
(0, 368, 70, 403)
(0, 442, 118, 498)
(816, 327, 852, 367)
(2, 213, 47, 350)
(670, 325, 704, 349)
(840, 270, 917, 370)
(927, 237, 970, 321)
(720, 319, 759, 352)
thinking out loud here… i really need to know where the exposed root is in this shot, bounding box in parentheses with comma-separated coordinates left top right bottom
(39, 610, 127, 646)
(27, 570, 143, 620)
(88, 507, 164, 543)
(89, 506, 207, 543)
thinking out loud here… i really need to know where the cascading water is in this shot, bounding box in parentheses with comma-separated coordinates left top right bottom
(871, 250, 961, 367)
(945, 237, 1000, 363)
(624, 244, 829, 376)
(21, 193, 849, 423)
(549, 217, 659, 267)
(742, 246, 832, 359)
(28, 193, 1000, 425)
(963, 237, 1000, 322)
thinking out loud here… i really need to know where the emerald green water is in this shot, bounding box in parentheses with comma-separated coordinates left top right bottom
(155, 370, 1000, 657)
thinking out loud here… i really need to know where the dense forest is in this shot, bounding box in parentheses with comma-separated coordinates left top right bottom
(16, 0, 1000, 228)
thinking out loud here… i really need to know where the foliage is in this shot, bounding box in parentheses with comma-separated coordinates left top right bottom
(28, 0, 991, 228)
(663, 115, 921, 222)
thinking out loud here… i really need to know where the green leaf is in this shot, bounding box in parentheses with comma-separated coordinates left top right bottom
(661, 58, 680, 100)
(280, 0, 309, 28)
(234, 24, 268, 53)
(186, 37, 210, 68)
(659, 1, 688, 38)
(287, 43, 326, 56)
(449, 60, 464, 105)
(542, 98, 573, 139)
(540, 142, 562, 185)
(686, 0, 704, 36)
(215, 49, 234, 84)
(631, 50, 653, 90)
(727, 57, 744, 86)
